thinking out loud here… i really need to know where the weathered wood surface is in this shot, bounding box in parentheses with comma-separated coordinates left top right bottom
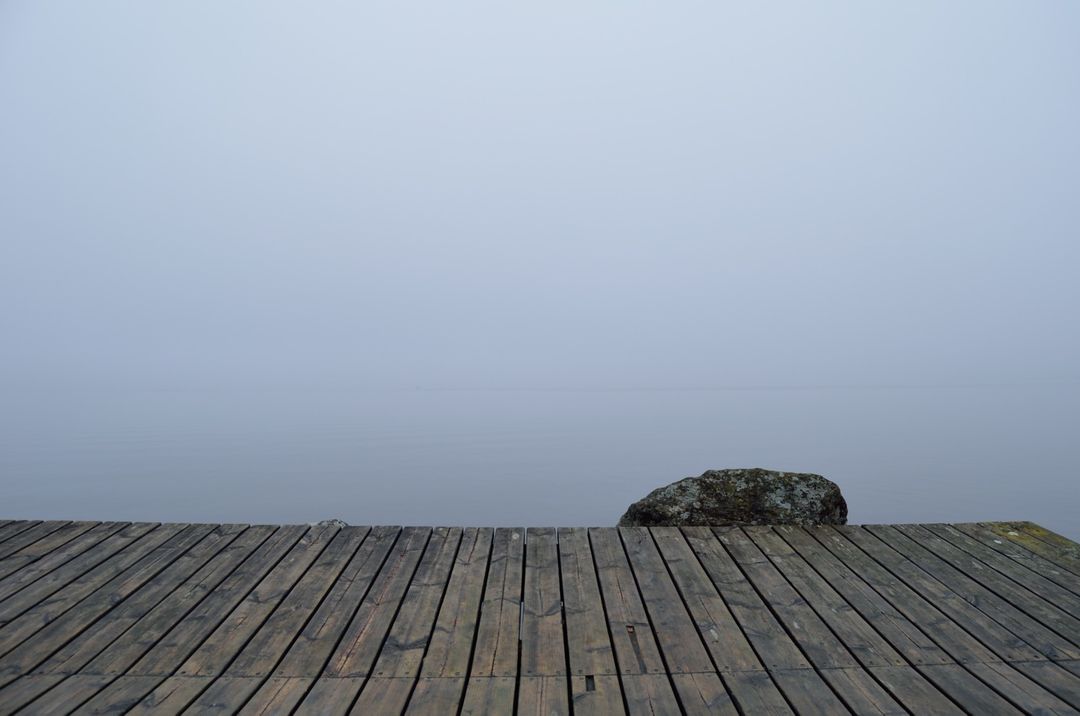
(0, 520, 1077, 714)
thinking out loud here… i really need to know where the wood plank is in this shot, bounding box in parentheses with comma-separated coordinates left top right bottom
(406, 676, 466, 715)
(872, 524, 1080, 660)
(349, 677, 415, 714)
(227, 526, 369, 677)
(714, 526, 858, 670)
(275, 526, 400, 678)
(821, 525, 1080, 709)
(37, 524, 247, 676)
(918, 663, 1025, 714)
(181, 675, 263, 713)
(0, 521, 66, 560)
(124, 675, 212, 714)
(0, 674, 67, 714)
(0, 521, 96, 580)
(963, 661, 1078, 714)
(989, 523, 1080, 578)
(745, 526, 906, 668)
(620, 673, 681, 715)
(320, 527, 431, 679)
(720, 670, 794, 715)
(817, 668, 906, 715)
(559, 527, 618, 677)
(129, 525, 307, 676)
(70, 675, 169, 715)
(898, 524, 1080, 638)
(619, 526, 714, 674)
(570, 673, 626, 715)
(0, 524, 206, 685)
(589, 528, 669, 676)
(177, 525, 339, 677)
(929, 523, 1080, 614)
(0, 520, 1076, 714)
(1011, 660, 1080, 707)
(775, 526, 953, 666)
(518, 675, 569, 716)
(1013, 522, 1080, 567)
(293, 677, 366, 715)
(461, 676, 516, 715)
(7, 674, 113, 714)
(79, 525, 277, 676)
(0, 522, 127, 603)
(650, 526, 760, 672)
(369, 527, 461, 678)
(0, 522, 161, 625)
(954, 522, 1080, 598)
(769, 668, 851, 715)
(671, 672, 738, 716)
(520, 527, 566, 678)
(867, 665, 964, 715)
(466, 527, 523, 678)
(682, 526, 810, 671)
(0, 521, 40, 547)
(419, 527, 491, 679)
(824, 525, 1041, 662)
(238, 676, 314, 715)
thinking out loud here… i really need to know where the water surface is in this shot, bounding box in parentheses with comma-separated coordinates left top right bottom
(2, 385, 1076, 539)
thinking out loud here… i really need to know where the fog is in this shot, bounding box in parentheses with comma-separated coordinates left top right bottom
(1, 2, 1077, 535)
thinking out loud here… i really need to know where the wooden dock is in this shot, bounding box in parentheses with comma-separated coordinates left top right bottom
(0, 520, 1078, 714)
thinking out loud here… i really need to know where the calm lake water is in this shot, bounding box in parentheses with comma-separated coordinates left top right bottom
(2, 386, 1077, 539)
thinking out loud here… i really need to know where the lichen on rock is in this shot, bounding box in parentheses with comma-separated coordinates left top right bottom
(618, 467, 847, 527)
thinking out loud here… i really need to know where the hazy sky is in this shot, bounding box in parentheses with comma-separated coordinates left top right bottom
(2, 1, 1078, 392)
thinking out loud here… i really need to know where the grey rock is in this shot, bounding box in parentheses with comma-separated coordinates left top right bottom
(316, 518, 349, 527)
(618, 468, 847, 527)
